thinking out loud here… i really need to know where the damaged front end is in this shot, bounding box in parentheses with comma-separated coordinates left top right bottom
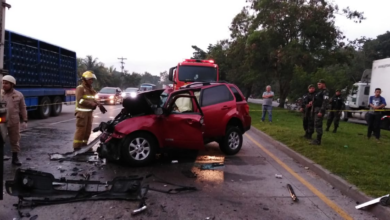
(95, 89, 165, 162)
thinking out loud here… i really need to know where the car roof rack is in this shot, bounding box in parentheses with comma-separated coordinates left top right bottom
(179, 82, 212, 89)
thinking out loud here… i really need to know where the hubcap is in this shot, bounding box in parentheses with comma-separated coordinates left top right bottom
(43, 101, 50, 115)
(129, 137, 151, 161)
(228, 132, 240, 150)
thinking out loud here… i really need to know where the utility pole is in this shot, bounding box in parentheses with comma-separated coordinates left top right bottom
(0, 0, 11, 201)
(117, 57, 127, 74)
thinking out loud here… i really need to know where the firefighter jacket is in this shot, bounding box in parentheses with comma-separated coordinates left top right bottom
(1, 89, 28, 127)
(75, 82, 98, 113)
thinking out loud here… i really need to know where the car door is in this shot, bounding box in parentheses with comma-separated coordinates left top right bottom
(162, 95, 204, 150)
(200, 85, 235, 137)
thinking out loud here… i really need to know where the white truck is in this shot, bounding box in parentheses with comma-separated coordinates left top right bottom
(344, 58, 390, 130)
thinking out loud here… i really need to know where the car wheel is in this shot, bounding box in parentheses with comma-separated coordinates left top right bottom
(219, 126, 243, 155)
(120, 132, 157, 166)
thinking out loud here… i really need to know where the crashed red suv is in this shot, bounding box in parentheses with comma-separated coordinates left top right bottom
(95, 82, 251, 166)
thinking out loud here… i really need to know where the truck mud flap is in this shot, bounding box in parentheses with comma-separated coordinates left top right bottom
(49, 134, 102, 161)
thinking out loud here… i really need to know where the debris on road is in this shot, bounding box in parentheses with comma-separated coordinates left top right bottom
(199, 163, 225, 170)
(49, 135, 102, 161)
(3, 155, 10, 161)
(275, 174, 283, 179)
(355, 194, 390, 209)
(287, 184, 298, 201)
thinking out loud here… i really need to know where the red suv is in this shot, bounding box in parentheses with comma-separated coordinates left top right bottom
(95, 82, 251, 166)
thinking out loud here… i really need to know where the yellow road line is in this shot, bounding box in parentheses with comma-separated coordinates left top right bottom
(245, 134, 353, 220)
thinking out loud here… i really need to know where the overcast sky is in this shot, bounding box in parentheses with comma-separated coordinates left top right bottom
(5, 0, 390, 76)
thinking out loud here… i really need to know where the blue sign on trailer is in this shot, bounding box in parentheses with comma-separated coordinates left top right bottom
(3, 30, 77, 119)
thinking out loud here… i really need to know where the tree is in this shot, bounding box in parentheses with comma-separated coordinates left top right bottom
(191, 45, 207, 59)
(245, 0, 365, 107)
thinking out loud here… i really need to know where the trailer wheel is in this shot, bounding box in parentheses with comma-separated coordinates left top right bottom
(342, 111, 348, 122)
(37, 96, 52, 119)
(51, 96, 62, 116)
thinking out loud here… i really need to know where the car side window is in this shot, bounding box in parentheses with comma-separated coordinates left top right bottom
(229, 86, 243, 102)
(201, 85, 234, 107)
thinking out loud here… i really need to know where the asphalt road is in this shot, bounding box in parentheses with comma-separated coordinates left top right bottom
(1, 104, 378, 220)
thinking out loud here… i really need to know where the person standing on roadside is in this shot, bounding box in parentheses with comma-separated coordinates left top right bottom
(73, 71, 107, 151)
(309, 79, 329, 145)
(367, 88, 386, 142)
(261, 85, 274, 122)
(300, 84, 315, 139)
(1, 75, 27, 166)
(326, 89, 345, 133)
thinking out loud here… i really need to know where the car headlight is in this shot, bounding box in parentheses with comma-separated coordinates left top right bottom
(130, 92, 137, 98)
(121, 93, 126, 97)
(109, 95, 114, 99)
(95, 94, 99, 99)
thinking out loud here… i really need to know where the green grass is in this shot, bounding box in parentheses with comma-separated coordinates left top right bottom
(249, 103, 390, 197)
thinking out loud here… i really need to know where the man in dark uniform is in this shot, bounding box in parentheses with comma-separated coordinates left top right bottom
(326, 89, 345, 133)
(300, 84, 316, 139)
(308, 79, 329, 145)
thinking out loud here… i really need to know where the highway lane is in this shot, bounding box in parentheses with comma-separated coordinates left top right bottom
(0, 104, 377, 219)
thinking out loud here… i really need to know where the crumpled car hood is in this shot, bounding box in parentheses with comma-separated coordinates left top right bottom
(122, 89, 165, 115)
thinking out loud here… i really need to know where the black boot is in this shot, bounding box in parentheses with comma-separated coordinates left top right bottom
(333, 127, 338, 133)
(12, 152, 22, 166)
(310, 135, 322, 145)
(306, 132, 313, 140)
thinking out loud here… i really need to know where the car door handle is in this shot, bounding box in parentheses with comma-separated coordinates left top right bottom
(221, 106, 231, 110)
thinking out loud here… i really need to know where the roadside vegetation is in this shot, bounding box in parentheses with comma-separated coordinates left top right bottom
(249, 103, 390, 197)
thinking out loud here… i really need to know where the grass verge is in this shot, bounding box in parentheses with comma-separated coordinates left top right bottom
(249, 103, 390, 197)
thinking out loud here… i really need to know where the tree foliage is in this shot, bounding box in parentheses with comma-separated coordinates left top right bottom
(77, 56, 169, 91)
(190, 0, 390, 107)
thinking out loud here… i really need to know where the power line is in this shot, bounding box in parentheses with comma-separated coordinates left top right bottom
(117, 57, 127, 73)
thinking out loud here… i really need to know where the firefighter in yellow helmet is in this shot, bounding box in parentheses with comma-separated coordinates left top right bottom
(1, 75, 28, 166)
(73, 71, 107, 151)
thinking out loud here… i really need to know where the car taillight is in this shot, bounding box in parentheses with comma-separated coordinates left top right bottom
(245, 104, 249, 114)
(0, 116, 6, 123)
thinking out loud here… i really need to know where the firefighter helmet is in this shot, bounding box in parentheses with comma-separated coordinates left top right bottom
(3, 75, 16, 85)
(82, 71, 97, 80)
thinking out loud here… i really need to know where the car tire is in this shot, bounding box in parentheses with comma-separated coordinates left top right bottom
(120, 132, 157, 166)
(219, 126, 243, 155)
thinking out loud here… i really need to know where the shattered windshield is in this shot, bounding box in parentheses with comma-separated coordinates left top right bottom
(178, 66, 217, 82)
(160, 92, 169, 107)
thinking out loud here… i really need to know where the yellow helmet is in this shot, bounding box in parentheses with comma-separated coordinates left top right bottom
(82, 71, 97, 80)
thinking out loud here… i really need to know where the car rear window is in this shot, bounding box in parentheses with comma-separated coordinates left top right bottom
(229, 86, 244, 102)
(201, 85, 234, 106)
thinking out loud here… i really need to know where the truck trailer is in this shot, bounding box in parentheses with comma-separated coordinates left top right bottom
(3, 29, 77, 119)
(345, 58, 390, 130)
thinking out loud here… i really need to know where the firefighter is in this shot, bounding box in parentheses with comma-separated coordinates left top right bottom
(300, 84, 315, 139)
(309, 79, 329, 145)
(326, 89, 345, 133)
(1, 75, 28, 166)
(73, 71, 107, 151)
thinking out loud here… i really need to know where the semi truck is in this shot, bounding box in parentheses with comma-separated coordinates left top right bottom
(344, 58, 390, 130)
(2, 29, 77, 119)
(168, 59, 219, 91)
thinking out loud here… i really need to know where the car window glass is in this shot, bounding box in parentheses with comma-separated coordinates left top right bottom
(229, 86, 243, 102)
(201, 85, 234, 107)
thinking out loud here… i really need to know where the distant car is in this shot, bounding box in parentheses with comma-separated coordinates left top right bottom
(122, 87, 139, 98)
(95, 87, 123, 105)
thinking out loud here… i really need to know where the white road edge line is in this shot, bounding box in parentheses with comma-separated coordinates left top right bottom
(48, 107, 123, 125)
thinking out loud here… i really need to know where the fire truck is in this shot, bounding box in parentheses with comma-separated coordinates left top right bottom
(168, 59, 219, 90)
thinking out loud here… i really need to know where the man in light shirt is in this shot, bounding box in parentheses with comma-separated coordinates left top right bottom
(262, 85, 274, 122)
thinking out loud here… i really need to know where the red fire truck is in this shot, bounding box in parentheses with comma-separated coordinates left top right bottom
(168, 59, 219, 91)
